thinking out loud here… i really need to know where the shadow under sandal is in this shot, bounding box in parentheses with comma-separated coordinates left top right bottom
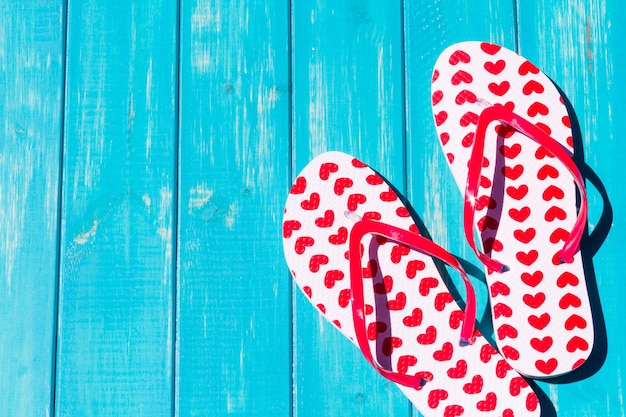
(283, 151, 541, 416)
(431, 41, 594, 378)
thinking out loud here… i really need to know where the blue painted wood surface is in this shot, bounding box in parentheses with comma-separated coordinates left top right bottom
(0, 0, 624, 415)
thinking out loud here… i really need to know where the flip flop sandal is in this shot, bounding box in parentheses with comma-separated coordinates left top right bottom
(283, 151, 540, 417)
(431, 41, 594, 378)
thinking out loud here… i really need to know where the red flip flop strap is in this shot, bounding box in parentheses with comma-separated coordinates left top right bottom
(348, 218, 477, 388)
(465, 104, 588, 272)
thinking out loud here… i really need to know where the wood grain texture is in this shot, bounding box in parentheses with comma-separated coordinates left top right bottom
(55, 0, 178, 415)
(291, 1, 409, 416)
(176, 1, 291, 416)
(0, 1, 65, 415)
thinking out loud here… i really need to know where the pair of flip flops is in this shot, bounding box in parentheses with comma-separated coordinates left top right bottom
(282, 42, 594, 417)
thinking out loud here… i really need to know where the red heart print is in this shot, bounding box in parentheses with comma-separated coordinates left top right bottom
(535, 358, 558, 375)
(373, 275, 393, 294)
(493, 302, 513, 318)
(309, 254, 328, 272)
(567, 336, 589, 352)
(302, 286, 312, 298)
(455, 89, 477, 104)
(502, 345, 520, 360)
(516, 250, 539, 266)
(382, 336, 403, 355)
(406, 260, 426, 278)
(433, 342, 454, 361)
(347, 193, 367, 211)
(496, 359, 512, 378)
(402, 308, 423, 327)
(463, 375, 483, 394)
(449, 310, 464, 329)
(557, 271, 579, 288)
(415, 371, 434, 385)
(332, 320, 341, 328)
(497, 324, 518, 340)
(440, 132, 450, 145)
(506, 184, 529, 200)
(480, 343, 497, 363)
(290, 176, 306, 194)
(536, 122, 552, 135)
(432, 69, 440, 81)
(295, 236, 314, 254)
(527, 101, 549, 117)
(449, 49, 471, 65)
(319, 162, 338, 180)
(396, 207, 410, 217)
(390, 244, 410, 263)
(317, 304, 326, 313)
(562, 115, 571, 127)
(365, 304, 374, 315)
(480, 42, 502, 54)
(531, 336, 553, 353)
(434, 292, 454, 311)
(526, 392, 539, 412)
(432, 90, 444, 105)
(509, 206, 531, 222)
(490, 281, 510, 297)
(509, 377, 528, 396)
(328, 226, 348, 244)
(444, 405, 464, 417)
(483, 237, 503, 254)
(503, 164, 524, 180)
(324, 270, 344, 289)
(528, 313, 551, 330)
(451, 69, 473, 85)
(367, 321, 387, 340)
(419, 277, 439, 296)
(351, 158, 367, 168)
(460, 111, 479, 127)
(565, 314, 587, 330)
(519, 60, 540, 75)
(521, 271, 543, 287)
(523, 292, 546, 308)
(417, 325, 437, 345)
(363, 211, 382, 221)
(523, 80, 545, 95)
(334, 177, 354, 195)
(495, 123, 516, 138)
(514, 227, 536, 243)
(475, 195, 496, 211)
(559, 293, 582, 309)
(366, 173, 384, 185)
(477, 215, 499, 231)
(380, 188, 398, 202)
(484, 59, 506, 74)
(538, 164, 559, 180)
(283, 220, 301, 238)
(435, 111, 448, 126)
(387, 292, 407, 311)
(428, 389, 449, 409)
(477, 392, 497, 412)
(397, 355, 418, 374)
(447, 359, 468, 379)
(301, 192, 320, 210)
(543, 185, 565, 201)
(461, 132, 475, 147)
(362, 260, 378, 278)
(479, 174, 492, 188)
(488, 81, 510, 96)
(315, 210, 335, 228)
(535, 146, 555, 159)
(338, 289, 350, 307)
(552, 251, 574, 266)
(500, 143, 522, 159)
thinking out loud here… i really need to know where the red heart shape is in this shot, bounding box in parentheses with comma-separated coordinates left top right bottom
(503, 164, 524, 180)
(373, 275, 393, 294)
(447, 359, 468, 379)
(480, 42, 502, 54)
(461, 132, 475, 148)
(500, 143, 522, 159)
(535, 146, 555, 159)
(501, 345, 520, 360)
(519, 60, 540, 75)
(406, 260, 426, 278)
(366, 173, 384, 185)
(449, 310, 464, 329)
(535, 358, 558, 375)
(475, 195, 496, 211)
(559, 293, 582, 309)
(488, 81, 510, 96)
(315, 210, 335, 228)
(434, 292, 454, 311)
(521, 271, 543, 287)
(526, 392, 539, 411)
(334, 177, 354, 195)
(440, 132, 450, 145)
(557, 271, 579, 288)
(483, 237, 503, 254)
(490, 281, 511, 297)
(301, 192, 320, 210)
(460, 111, 479, 127)
(451, 69, 473, 85)
(528, 101, 549, 117)
(432, 69, 440, 81)
(328, 226, 347, 245)
(351, 158, 367, 168)
(509, 206, 531, 222)
(435, 111, 448, 126)
(338, 289, 350, 307)
(536, 122, 552, 135)
(455, 89, 477, 104)
(542, 185, 565, 201)
(387, 292, 407, 311)
(432, 90, 444, 105)
(428, 389, 449, 409)
(565, 314, 587, 330)
(493, 302, 513, 318)
(363, 211, 381, 221)
(367, 321, 387, 340)
(402, 307, 423, 327)
(495, 123, 516, 138)
(308, 254, 328, 272)
(480, 343, 497, 363)
(523, 79, 545, 95)
(484, 59, 506, 74)
(417, 325, 438, 345)
(433, 342, 453, 361)
(396, 207, 410, 217)
(497, 324, 518, 340)
(514, 227, 536, 243)
(444, 405, 464, 417)
(319, 162, 339, 180)
(362, 260, 378, 278)
(390, 244, 410, 263)
(295, 236, 315, 254)
(531, 336, 553, 353)
(477, 215, 499, 231)
(449, 49, 471, 65)
(397, 355, 418, 374)
(567, 336, 590, 352)
(290, 176, 307, 194)
(516, 249, 539, 266)
(283, 220, 301, 238)
(382, 336, 403, 355)
(477, 392, 497, 411)
(509, 376, 529, 396)
(523, 292, 546, 308)
(419, 277, 439, 296)
(537, 164, 560, 180)
(505, 184, 529, 200)
(347, 193, 367, 211)
(496, 359, 512, 378)
(528, 313, 551, 330)
(380, 187, 398, 202)
(479, 174, 492, 188)
(323, 270, 344, 289)
(549, 227, 570, 244)
(463, 374, 484, 394)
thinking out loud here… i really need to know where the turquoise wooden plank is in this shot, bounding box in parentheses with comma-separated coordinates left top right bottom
(291, 1, 409, 415)
(517, 1, 625, 415)
(55, 0, 178, 415)
(0, 1, 65, 415)
(176, 1, 291, 416)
